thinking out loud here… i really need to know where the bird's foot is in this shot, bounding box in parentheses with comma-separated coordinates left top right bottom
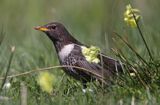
(82, 88, 93, 93)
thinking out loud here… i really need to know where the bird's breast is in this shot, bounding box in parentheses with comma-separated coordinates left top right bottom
(58, 44, 75, 61)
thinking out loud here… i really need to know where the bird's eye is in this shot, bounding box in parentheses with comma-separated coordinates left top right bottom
(51, 25, 57, 30)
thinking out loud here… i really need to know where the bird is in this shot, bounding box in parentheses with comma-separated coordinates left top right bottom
(34, 22, 123, 88)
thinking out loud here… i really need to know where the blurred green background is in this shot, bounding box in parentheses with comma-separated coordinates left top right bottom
(1, 0, 160, 57)
(1, 0, 160, 104)
(1, 0, 160, 68)
(1, 0, 160, 54)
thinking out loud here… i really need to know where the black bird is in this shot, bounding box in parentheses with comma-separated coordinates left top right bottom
(34, 22, 123, 88)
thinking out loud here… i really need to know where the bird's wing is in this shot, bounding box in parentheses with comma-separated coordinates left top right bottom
(66, 45, 123, 83)
(68, 46, 114, 83)
(70, 54, 110, 83)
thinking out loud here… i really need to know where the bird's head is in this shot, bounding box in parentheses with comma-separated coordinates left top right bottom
(34, 22, 71, 42)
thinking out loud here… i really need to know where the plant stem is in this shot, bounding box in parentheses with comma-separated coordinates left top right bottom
(0, 46, 15, 92)
(132, 10, 153, 61)
(114, 32, 150, 68)
(0, 65, 107, 84)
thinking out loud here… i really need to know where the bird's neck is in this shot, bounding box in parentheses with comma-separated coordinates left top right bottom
(53, 36, 82, 53)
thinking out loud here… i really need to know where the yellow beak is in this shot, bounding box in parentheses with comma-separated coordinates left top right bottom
(34, 26, 49, 31)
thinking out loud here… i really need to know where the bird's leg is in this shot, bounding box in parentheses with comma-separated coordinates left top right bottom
(82, 81, 87, 93)
(82, 81, 93, 93)
(82, 81, 87, 88)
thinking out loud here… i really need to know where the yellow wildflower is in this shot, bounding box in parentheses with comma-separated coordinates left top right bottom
(124, 4, 141, 28)
(37, 72, 55, 93)
(81, 46, 100, 63)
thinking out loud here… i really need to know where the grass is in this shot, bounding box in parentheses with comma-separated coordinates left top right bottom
(1, 0, 160, 105)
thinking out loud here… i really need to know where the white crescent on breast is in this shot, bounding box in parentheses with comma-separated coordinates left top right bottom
(58, 44, 75, 61)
